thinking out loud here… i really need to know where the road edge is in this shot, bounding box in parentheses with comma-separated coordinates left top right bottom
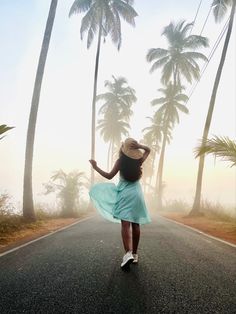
(0, 215, 94, 258)
(162, 215, 236, 249)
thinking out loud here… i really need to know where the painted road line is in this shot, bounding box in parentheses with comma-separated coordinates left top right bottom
(162, 215, 236, 249)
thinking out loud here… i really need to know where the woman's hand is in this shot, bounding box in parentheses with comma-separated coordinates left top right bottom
(129, 140, 140, 149)
(89, 159, 97, 169)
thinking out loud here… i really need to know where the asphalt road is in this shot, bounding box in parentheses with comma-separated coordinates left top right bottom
(0, 214, 236, 314)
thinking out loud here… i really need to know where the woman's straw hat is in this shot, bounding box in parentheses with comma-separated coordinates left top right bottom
(121, 138, 143, 160)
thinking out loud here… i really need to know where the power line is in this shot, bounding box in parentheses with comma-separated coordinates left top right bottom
(186, 16, 230, 103)
(189, 0, 203, 35)
(199, 5, 212, 35)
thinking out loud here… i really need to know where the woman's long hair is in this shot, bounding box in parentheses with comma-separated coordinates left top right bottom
(119, 151, 142, 182)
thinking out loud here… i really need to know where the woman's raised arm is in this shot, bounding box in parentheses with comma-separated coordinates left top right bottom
(89, 159, 120, 180)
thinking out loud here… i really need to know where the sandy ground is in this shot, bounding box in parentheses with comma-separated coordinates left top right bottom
(160, 212, 236, 245)
(0, 215, 92, 254)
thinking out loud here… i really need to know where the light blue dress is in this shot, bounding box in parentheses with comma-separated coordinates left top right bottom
(89, 178, 151, 225)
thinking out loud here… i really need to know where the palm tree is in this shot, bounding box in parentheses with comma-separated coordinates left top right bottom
(190, 0, 236, 216)
(0, 125, 14, 141)
(23, 0, 58, 221)
(195, 135, 236, 167)
(97, 75, 137, 122)
(151, 83, 189, 209)
(96, 75, 136, 168)
(97, 108, 130, 169)
(142, 113, 163, 190)
(44, 169, 88, 217)
(146, 20, 208, 87)
(139, 136, 157, 195)
(69, 0, 137, 184)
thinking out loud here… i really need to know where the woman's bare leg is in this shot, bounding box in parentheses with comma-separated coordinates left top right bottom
(132, 223, 140, 254)
(121, 220, 132, 252)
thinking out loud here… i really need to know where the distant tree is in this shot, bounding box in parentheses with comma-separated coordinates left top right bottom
(97, 75, 136, 168)
(190, 0, 236, 216)
(151, 83, 189, 209)
(146, 20, 208, 87)
(97, 108, 130, 169)
(142, 113, 163, 191)
(0, 125, 14, 141)
(195, 135, 236, 167)
(139, 136, 156, 195)
(44, 170, 88, 217)
(69, 0, 138, 185)
(23, 0, 58, 221)
(97, 75, 136, 122)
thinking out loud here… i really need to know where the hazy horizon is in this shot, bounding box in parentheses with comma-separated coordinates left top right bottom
(0, 0, 235, 211)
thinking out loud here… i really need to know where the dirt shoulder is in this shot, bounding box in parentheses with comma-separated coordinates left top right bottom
(160, 211, 236, 246)
(0, 214, 93, 254)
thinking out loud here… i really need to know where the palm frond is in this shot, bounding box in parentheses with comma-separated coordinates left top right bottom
(146, 48, 168, 62)
(212, 0, 231, 23)
(184, 35, 209, 49)
(195, 135, 236, 167)
(0, 124, 15, 140)
(69, 0, 92, 17)
(112, 1, 138, 27)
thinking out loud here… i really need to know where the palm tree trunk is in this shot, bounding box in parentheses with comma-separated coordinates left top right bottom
(173, 66, 178, 87)
(149, 149, 156, 193)
(155, 129, 168, 210)
(155, 109, 169, 210)
(111, 140, 115, 167)
(190, 1, 235, 216)
(23, 0, 58, 221)
(107, 141, 112, 171)
(90, 18, 103, 185)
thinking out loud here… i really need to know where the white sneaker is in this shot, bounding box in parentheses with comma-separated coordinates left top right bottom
(121, 251, 134, 268)
(132, 254, 138, 264)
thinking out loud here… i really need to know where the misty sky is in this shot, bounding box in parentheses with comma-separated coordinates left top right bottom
(0, 0, 235, 208)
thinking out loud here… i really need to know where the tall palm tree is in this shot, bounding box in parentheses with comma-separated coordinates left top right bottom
(190, 0, 236, 216)
(152, 83, 189, 209)
(146, 20, 208, 87)
(97, 108, 130, 169)
(0, 125, 14, 141)
(69, 0, 137, 184)
(23, 0, 58, 221)
(195, 135, 236, 167)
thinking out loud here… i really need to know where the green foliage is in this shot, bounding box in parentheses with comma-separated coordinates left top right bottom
(0, 124, 14, 140)
(44, 170, 88, 217)
(195, 136, 236, 167)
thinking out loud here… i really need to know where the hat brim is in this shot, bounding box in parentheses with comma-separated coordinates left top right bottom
(121, 147, 143, 160)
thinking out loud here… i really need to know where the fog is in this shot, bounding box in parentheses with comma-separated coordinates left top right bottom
(0, 0, 235, 212)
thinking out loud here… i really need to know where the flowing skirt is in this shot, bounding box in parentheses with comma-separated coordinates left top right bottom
(89, 179, 151, 224)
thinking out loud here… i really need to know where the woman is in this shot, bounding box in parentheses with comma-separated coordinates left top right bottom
(89, 138, 151, 268)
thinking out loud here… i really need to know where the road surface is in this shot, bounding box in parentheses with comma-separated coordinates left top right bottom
(0, 215, 236, 313)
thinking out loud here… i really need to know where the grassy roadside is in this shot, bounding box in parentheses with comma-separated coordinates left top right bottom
(0, 213, 93, 253)
(159, 200, 236, 245)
